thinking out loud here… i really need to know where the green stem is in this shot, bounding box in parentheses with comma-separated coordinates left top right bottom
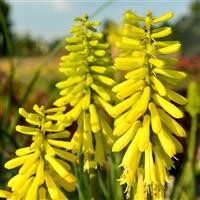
(89, 166, 100, 200)
(188, 115, 198, 161)
(171, 115, 198, 199)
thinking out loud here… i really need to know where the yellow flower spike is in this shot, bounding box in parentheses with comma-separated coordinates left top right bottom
(44, 170, 63, 200)
(157, 127, 177, 157)
(45, 154, 76, 183)
(8, 174, 26, 191)
(157, 42, 181, 54)
(43, 141, 56, 156)
(154, 152, 166, 185)
(47, 139, 72, 149)
(144, 143, 157, 185)
(99, 112, 114, 145)
(148, 102, 162, 133)
(166, 88, 187, 105)
(113, 120, 133, 136)
(39, 187, 47, 200)
(24, 177, 38, 200)
(94, 95, 113, 116)
(125, 67, 147, 80)
(112, 121, 141, 152)
(112, 10, 186, 199)
(123, 110, 142, 130)
(56, 76, 84, 89)
(112, 78, 135, 93)
(7, 173, 18, 188)
(47, 130, 70, 139)
(33, 104, 45, 116)
(121, 129, 141, 168)
(157, 108, 186, 137)
(121, 37, 141, 47)
(93, 74, 116, 86)
(91, 83, 111, 101)
(15, 147, 34, 156)
(134, 168, 147, 200)
(152, 11, 173, 24)
(82, 89, 91, 110)
(115, 57, 143, 70)
(149, 58, 165, 68)
(83, 112, 94, 154)
(154, 143, 175, 171)
(53, 17, 114, 169)
(89, 104, 100, 133)
(151, 27, 172, 38)
(15, 125, 39, 136)
(138, 115, 151, 151)
(153, 68, 186, 80)
(152, 184, 165, 200)
(65, 99, 83, 121)
(36, 159, 45, 185)
(111, 91, 141, 118)
(55, 147, 78, 162)
(4, 153, 34, 169)
(55, 158, 72, 171)
(0, 105, 76, 199)
(119, 167, 135, 199)
(9, 163, 37, 191)
(19, 151, 40, 174)
(0, 190, 12, 199)
(116, 80, 145, 100)
(18, 177, 35, 198)
(94, 133, 106, 166)
(125, 86, 150, 124)
(153, 93, 184, 119)
(151, 76, 167, 96)
(50, 170, 76, 192)
(54, 15, 116, 170)
(114, 111, 127, 127)
(71, 114, 84, 153)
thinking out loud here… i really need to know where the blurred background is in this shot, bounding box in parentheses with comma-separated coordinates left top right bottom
(0, 0, 200, 199)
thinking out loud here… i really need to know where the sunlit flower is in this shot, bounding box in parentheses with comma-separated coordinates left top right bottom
(112, 10, 187, 199)
(0, 105, 77, 199)
(52, 14, 115, 168)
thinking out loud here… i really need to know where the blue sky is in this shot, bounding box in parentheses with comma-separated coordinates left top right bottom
(7, 0, 191, 41)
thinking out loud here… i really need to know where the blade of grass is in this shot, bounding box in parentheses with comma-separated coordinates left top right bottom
(90, 0, 115, 18)
(108, 153, 124, 200)
(98, 170, 110, 199)
(0, 6, 15, 130)
(171, 115, 197, 199)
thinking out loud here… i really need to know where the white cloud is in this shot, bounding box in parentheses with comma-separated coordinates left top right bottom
(50, 1, 71, 12)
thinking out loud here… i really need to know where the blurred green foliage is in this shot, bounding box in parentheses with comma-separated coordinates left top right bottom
(0, 0, 12, 55)
(175, 0, 200, 56)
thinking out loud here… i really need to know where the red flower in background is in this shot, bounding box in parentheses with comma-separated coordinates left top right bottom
(177, 56, 200, 70)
